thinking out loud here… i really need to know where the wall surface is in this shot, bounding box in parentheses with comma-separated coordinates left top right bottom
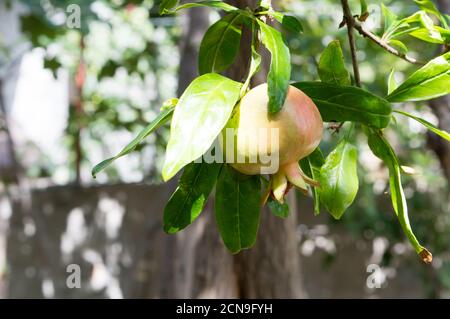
(5, 183, 426, 298)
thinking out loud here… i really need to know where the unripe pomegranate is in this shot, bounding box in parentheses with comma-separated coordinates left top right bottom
(221, 83, 323, 202)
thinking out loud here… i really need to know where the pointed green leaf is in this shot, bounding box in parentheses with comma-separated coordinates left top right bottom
(387, 52, 450, 102)
(159, 0, 179, 14)
(270, 12, 303, 34)
(318, 40, 351, 86)
(394, 109, 450, 141)
(256, 20, 291, 113)
(414, 0, 448, 28)
(164, 162, 222, 233)
(319, 140, 359, 220)
(388, 68, 398, 95)
(215, 165, 261, 254)
(199, 12, 245, 75)
(162, 73, 242, 181)
(381, 3, 398, 37)
(92, 103, 175, 178)
(268, 198, 289, 218)
(388, 39, 408, 53)
(367, 130, 431, 263)
(300, 147, 325, 215)
(293, 82, 392, 129)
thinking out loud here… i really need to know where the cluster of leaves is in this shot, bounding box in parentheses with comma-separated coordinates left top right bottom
(93, 0, 450, 260)
(380, 0, 450, 53)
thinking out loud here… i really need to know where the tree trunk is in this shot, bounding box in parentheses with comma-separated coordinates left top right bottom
(158, 0, 305, 298)
(227, 0, 305, 299)
(428, 0, 450, 206)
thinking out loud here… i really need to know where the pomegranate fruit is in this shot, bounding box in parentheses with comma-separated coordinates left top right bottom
(221, 83, 323, 203)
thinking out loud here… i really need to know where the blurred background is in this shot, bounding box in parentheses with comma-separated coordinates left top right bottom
(0, 0, 449, 298)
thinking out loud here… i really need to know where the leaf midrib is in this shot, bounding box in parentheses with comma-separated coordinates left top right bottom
(388, 66, 450, 101)
(168, 164, 205, 231)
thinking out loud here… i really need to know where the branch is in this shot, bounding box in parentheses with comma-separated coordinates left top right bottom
(340, 0, 361, 87)
(354, 22, 424, 65)
(341, 10, 424, 66)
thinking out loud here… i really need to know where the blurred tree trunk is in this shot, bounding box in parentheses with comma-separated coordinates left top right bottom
(428, 0, 450, 202)
(160, 6, 239, 298)
(0, 79, 19, 184)
(227, 0, 305, 299)
(159, 0, 305, 298)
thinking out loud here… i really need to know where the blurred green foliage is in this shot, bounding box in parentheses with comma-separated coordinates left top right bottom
(4, 0, 450, 297)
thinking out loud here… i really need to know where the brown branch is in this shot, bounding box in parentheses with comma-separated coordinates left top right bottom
(343, 12, 424, 66)
(353, 22, 424, 65)
(340, 0, 361, 87)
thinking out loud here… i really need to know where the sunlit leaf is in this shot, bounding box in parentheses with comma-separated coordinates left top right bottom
(388, 39, 408, 53)
(319, 140, 359, 220)
(414, 0, 448, 28)
(387, 68, 399, 95)
(162, 73, 242, 181)
(387, 52, 450, 102)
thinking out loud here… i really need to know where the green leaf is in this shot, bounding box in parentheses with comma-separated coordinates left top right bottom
(164, 162, 222, 233)
(367, 130, 431, 263)
(400, 11, 443, 43)
(359, 0, 368, 19)
(293, 82, 392, 129)
(257, 20, 291, 113)
(319, 140, 359, 220)
(162, 73, 242, 181)
(268, 198, 289, 218)
(159, 0, 179, 14)
(388, 39, 408, 54)
(318, 40, 351, 86)
(414, 0, 448, 28)
(215, 165, 261, 253)
(381, 3, 398, 36)
(172, 1, 238, 13)
(92, 103, 175, 178)
(388, 68, 399, 95)
(300, 147, 325, 215)
(393, 109, 450, 141)
(199, 11, 244, 75)
(408, 27, 444, 44)
(437, 26, 450, 43)
(387, 52, 450, 102)
(270, 12, 303, 34)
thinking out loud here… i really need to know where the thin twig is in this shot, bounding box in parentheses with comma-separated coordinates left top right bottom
(353, 21, 425, 65)
(340, 0, 361, 87)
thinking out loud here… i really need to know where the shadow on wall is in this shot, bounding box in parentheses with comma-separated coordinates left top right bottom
(5, 183, 425, 298)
